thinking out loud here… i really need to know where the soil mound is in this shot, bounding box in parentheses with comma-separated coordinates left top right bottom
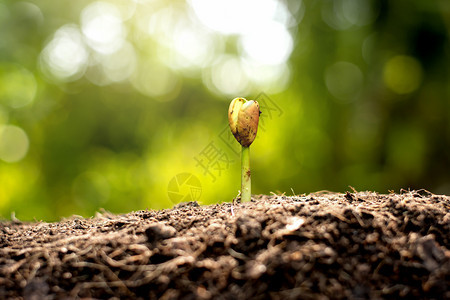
(1, 191, 449, 299)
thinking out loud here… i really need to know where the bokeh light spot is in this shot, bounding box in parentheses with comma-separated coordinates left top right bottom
(103, 42, 137, 82)
(322, 0, 352, 30)
(240, 21, 293, 66)
(147, 4, 221, 71)
(242, 62, 290, 93)
(86, 42, 137, 86)
(131, 61, 180, 101)
(188, 0, 279, 35)
(147, 4, 185, 43)
(81, 1, 125, 54)
(40, 24, 89, 81)
(341, 0, 378, 27)
(0, 125, 30, 163)
(0, 63, 37, 108)
(209, 56, 249, 96)
(12, 2, 44, 27)
(325, 61, 363, 103)
(322, 0, 378, 30)
(171, 23, 218, 69)
(383, 55, 423, 95)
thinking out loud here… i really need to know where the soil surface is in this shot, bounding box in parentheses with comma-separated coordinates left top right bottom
(0, 191, 449, 299)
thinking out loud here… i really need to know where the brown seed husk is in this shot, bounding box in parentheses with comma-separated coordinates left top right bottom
(228, 98, 260, 147)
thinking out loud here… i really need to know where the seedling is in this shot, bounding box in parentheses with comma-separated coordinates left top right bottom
(228, 97, 260, 202)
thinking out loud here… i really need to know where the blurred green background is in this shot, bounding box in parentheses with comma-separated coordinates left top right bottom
(0, 0, 449, 221)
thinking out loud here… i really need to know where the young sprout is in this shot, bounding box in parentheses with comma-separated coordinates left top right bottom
(228, 97, 260, 202)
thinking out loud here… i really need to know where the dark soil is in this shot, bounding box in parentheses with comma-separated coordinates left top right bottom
(0, 191, 449, 299)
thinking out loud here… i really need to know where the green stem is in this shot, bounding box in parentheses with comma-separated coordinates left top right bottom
(241, 145, 251, 202)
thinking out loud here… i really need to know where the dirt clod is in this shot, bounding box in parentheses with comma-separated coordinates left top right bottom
(145, 224, 177, 243)
(0, 191, 449, 299)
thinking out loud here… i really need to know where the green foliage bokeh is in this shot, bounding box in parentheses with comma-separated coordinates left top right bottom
(0, 0, 449, 221)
